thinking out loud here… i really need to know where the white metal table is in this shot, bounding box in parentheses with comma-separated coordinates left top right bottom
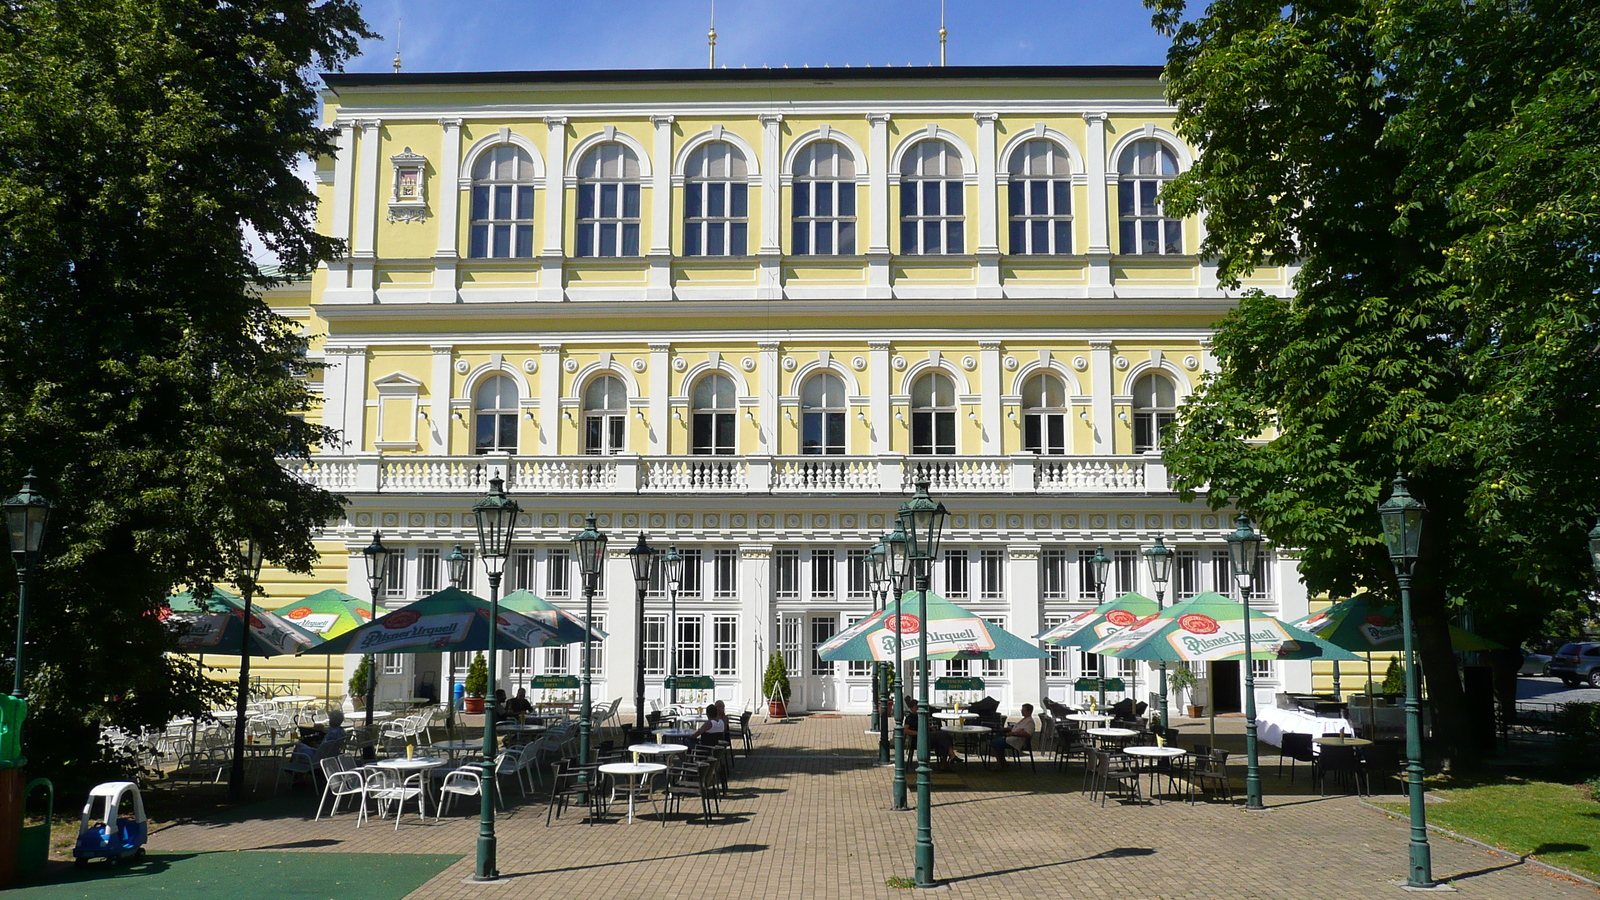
(1123, 745, 1188, 801)
(598, 761, 666, 824)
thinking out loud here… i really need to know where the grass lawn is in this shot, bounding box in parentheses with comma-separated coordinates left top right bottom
(1377, 776, 1600, 881)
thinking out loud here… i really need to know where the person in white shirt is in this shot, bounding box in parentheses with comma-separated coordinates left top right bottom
(989, 704, 1036, 768)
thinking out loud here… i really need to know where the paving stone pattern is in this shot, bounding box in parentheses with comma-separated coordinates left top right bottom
(148, 715, 1595, 899)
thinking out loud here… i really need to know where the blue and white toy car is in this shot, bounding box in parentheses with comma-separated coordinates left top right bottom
(73, 781, 148, 867)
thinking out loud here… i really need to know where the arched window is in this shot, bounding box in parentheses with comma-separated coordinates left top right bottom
(1008, 140, 1071, 255)
(576, 143, 642, 257)
(899, 141, 964, 255)
(469, 145, 536, 258)
(801, 372, 846, 455)
(583, 375, 627, 456)
(691, 373, 736, 455)
(910, 371, 956, 455)
(1022, 372, 1068, 455)
(1132, 372, 1178, 454)
(1117, 140, 1182, 255)
(793, 141, 856, 255)
(684, 142, 749, 256)
(473, 374, 519, 454)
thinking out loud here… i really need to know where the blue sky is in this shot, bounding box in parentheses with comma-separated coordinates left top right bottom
(342, 1, 1171, 74)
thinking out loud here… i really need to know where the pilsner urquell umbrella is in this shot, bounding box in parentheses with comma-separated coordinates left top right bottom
(167, 587, 321, 658)
(817, 591, 1048, 663)
(271, 589, 372, 704)
(1089, 591, 1361, 749)
(1289, 592, 1502, 735)
(499, 589, 609, 644)
(1035, 592, 1161, 707)
(303, 586, 570, 657)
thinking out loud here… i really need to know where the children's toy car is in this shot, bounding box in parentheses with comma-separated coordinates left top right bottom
(73, 781, 148, 867)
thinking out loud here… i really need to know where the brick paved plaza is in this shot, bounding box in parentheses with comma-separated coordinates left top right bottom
(111, 714, 1592, 900)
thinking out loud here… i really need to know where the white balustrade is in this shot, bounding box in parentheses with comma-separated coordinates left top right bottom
(1034, 457, 1148, 492)
(283, 458, 360, 491)
(514, 458, 618, 491)
(772, 457, 876, 492)
(902, 458, 1012, 492)
(641, 458, 749, 492)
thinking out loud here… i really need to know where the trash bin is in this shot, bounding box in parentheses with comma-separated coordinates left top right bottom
(0, 694, 28, 888)
(17, 779, 51, 879)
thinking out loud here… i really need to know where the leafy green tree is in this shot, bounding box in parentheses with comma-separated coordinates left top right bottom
(1145, 0, 1600, 762)
(0, 0, 371, 788)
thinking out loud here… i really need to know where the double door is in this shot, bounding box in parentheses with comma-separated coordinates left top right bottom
(781, 613, 844, 712)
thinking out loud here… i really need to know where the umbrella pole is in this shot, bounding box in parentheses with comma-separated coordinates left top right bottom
(1367, 652, 1376, 738)
(1207, 660, 1216, 752)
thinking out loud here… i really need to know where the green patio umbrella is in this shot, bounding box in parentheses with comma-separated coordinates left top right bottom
(816, 591, 1048, 663)
(499, 589, 608, 644)
(166, 587, 321, 658)
(302, 586, 571, 657)
(1289, 593, 1502, 735)
(271, 589, 372, 704)
(1034, 592, 1162, 708)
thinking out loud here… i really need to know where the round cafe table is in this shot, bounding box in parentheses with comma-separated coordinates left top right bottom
(434, 739, 481, 759)
(598, 761, 666, 823)
(1123, 745, 1188, 800)
(940, 724, 990, 765)
(372, 756, 450, 811)
(654, 728, 696, 743)
(1313, 735, 1373, 749)
(628, 742, 688, 763)
(934, 711, 978, 723)
(1065, 713, 1112, 726)
(1086, 727, 1140, 749)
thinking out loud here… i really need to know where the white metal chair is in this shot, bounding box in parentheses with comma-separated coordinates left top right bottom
(358, 767, 427, 830)
(314, 757, 365, 820)
(438, 765, 490, 816)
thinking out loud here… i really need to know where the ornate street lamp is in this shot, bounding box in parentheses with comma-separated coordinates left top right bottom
(359, 532, 394, 733)
(898, 480, 947, 889)
(662, 545, 684, 705)
(227, 536, 265, 801)
(470, 476, 520, 882)
(4, 470, 51, 700)
(628, 533, 658, 737)
(884, 524, 910, 811)
(1089, 544, 1111, 709)
(444, 544, 470, 727)
(1225, 514, 1265, 810)
(867, 538, 892, 764)
(571, 514, 608, 805)
(1143, 535, 1174, 729)
(1587, 519, 1600, 585)
(1378, 474, 1433, 888)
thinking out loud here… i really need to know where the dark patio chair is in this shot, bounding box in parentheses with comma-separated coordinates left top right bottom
(1278, 732, 1317, 785)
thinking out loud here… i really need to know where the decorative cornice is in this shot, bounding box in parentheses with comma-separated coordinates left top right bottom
(650, 114, 675, 127)
(865, 113, 892, 124)
(438, 117, 462, 128)
(543, 115, 568, 127)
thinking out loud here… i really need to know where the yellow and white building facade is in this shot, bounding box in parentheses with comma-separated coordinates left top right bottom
(256, 65, 1313, 716)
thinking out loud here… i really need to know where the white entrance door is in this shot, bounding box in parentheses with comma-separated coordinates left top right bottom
(805, 614, 841, 711)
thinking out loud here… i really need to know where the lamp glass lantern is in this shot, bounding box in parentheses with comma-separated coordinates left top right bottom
(628, 533, 658, 587)
(884, 526, 910, 585)
(1226, 515, 1263, 590)
(4, 471, 51, 561)
(471, 475, 521, 576)
(898, 480, 948, 562)
(663, 544, 684, 591)
(361, 532, 391, 597)
(867, 540, 887, 593)
(446, 544, 470, 589)
(1377, 475, 1427, 569)
(572, 515, 607, 579)
(1143, 535, 1173, 588)
(1089, 545, 1111, 596)
(1589, 520, 1600, 582)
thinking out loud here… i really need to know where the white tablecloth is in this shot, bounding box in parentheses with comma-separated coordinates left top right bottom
(1254, 706, 1354, 748)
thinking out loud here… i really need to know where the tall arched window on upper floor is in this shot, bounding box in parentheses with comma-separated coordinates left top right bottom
(1132, 371, 1178, 454)
(576, 143, 642, 257)
(692, 373, 736, 455)
(1022, 371, 1068, 455)
(899, 141, 964, 255)
(911, 371, 956, 456)
(469, 144, 536, 258)
(793, 141, 856, 255)
(1117, 139, 1182, 255)
(1007, 140, 1071, 255)
(474, 374, 519, 454)
(583, 374, 627, 456)
(801, 372, 846, 455)
(684, 142, 749, 256)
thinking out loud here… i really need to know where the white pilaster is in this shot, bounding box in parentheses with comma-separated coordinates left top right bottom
(739, 544, 773, 712)
(979, 340, 1002, 453)
(759, 341, 780, 452)
(539, 343, 562, 454)
(605, 546, 637, 716)
(322, 347, 351, 454)
(430, 345, 453, 454)
(330, 122, 356, 249)
(974, 113, 1002, 298)
(649, 342, 671, 454)
(869, 340, 892, 453)
(343, 346, 369, 453)
(1090, 339, 1114, 455)
(1082, 113, 1113, 296)
(352, 119, 382, 296)
(541, 117, 568, 301)
(757, 113, 784, 299)
(866, 113, 892, 297)
(432, 118, 462, 303)
(649, 115, 675, 300)
(1007, 544, 1043, 711)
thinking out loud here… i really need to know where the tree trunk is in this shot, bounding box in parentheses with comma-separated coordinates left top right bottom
(1412, 586, 1470, 768)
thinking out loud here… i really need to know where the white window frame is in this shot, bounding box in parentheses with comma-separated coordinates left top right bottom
(899, 140, 965, 255)
(575, 142, 642, 258)
(712, 615, 738, 676)
(469, 144, 536, 259)
(792, 140, 857, 255)
(684, 142, 749, 257)
(1007, 139, 1071, 255)
(1118, 139, 1182, 256)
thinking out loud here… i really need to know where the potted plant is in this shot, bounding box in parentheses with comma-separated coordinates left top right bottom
(348, 655, 372, 710)
(762, 652, 791, 718)
(1170, 663, 1202, 718)
(462, 652, 488, 714)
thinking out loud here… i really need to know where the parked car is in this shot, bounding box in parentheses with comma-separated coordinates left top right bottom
(1550, 642, 1600, 688)
(1518, 653, 1552, 676)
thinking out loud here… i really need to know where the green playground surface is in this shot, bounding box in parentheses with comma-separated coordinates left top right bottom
(9, 850, 460, 900)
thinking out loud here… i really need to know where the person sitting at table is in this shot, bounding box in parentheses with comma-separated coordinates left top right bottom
(989, 704, 1036, 769)
(293, 709, 345, 758)
(493, 689, 512, 720)
(505, 688, 534, 717)
(902, 698, 959, 769)
(687, 704, 727, 750)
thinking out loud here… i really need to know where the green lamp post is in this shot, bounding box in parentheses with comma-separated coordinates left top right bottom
(470, 476, 520, 882)
(867, 538, 892, 764)
(898, 480, 948, 889)
(1142, 535, 1174, 729)
(884, 524, 910, 811)
(227, 536, 266, 801)
(3, 471, 51, 701)
(1225, 514, 1264, 810)
(1089, 544, 1111, 709)
(571, 514, 608, 805)
(628, 533, 658, 739)
(359, 532, 394, 734)
(1378, 474, 1433, 888)
(662, 544, 684, 705)
(1588, 519, 1600, 584)
(444, 544, 469, 727)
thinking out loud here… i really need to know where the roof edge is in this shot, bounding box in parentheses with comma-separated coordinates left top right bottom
(321, 65, 1165, 92)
